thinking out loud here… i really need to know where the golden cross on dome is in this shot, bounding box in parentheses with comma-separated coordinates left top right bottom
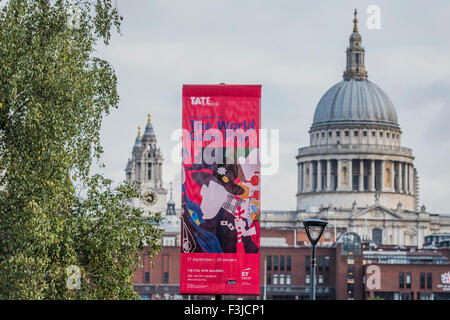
(138, 125, 141, 136)
(147, 113, 151, 124)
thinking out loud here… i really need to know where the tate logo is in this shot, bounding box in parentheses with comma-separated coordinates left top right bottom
(190, 96, 218, 106)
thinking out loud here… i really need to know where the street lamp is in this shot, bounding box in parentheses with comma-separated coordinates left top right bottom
(302, 219, 328, 300)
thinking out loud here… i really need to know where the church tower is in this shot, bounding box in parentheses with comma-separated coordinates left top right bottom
(126, 113, 168, 216)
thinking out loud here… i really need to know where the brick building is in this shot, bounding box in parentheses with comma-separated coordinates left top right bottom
(131, 227, 450, 300)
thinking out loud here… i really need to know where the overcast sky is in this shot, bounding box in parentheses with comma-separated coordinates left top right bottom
(95, 0, 450, 214)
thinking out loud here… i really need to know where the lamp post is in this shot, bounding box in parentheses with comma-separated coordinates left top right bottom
(302, 219, 328, 300)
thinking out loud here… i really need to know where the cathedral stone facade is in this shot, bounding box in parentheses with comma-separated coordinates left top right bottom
(262, 12, 450, 247)
(126, 12, 450, 250)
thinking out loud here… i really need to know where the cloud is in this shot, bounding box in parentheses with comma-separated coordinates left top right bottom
(94, 0, 450, 213)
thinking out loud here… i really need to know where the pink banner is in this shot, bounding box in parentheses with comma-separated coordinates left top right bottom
(180, 84, 261, 295)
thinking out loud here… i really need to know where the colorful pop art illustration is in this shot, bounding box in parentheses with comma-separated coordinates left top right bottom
(181, 147, 260, 254)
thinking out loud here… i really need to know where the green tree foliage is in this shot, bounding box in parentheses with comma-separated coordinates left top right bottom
(0, 0, 163, 299)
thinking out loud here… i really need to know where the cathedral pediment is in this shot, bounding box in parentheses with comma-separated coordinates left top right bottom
(352, 204, 401, 221)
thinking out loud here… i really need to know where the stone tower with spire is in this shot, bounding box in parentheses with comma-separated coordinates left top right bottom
(343, 9, 368, 81)
(125, 113, 168, 216)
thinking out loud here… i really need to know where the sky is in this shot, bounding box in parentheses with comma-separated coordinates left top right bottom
(95, 0, 450, 214)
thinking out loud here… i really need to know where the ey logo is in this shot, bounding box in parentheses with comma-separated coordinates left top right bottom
(241, 267, 251, 277)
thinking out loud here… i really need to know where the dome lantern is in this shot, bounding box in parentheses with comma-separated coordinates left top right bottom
(343, 9, 368, 81)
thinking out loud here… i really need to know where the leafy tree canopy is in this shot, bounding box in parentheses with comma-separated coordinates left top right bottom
(0, 0, 163, 299)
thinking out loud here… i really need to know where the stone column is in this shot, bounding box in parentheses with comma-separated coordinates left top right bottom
(359, 159, 364, 191)
(336, 159, 341, 191)
(399, 227, 405, 245)
(393, 225, 398, 244)
(317, 160, 322, 192)
(309, 161, 314, 192)
(303, 161, 308, 192)
(399, 162, 403, 193)
(410, 164, 414, 195)
(391, 161, 395, 192)
(298, 162, 303, 193)
(380, 160, 385, 192)
(417, 226, 423, 248)
(348, 159, 353, 191)
(326, 160, 331, 191)
(370, 159, 376, 192)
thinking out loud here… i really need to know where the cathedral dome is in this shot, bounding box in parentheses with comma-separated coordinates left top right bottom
(311, 9, 399, 130)
(312, 79, 399, 128)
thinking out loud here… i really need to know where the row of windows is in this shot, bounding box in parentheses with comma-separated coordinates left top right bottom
(305, 256, 331, 272)
(143, 254, 170, 284)
(143, 271, 169, 284)
(267, 273, 331, 286)
(267, 273, 291, 286)
(399, 272, 433, 289)
(306, 274, 330, 285)
(266, 255, 291, 272)
(314, 130, 400, 139)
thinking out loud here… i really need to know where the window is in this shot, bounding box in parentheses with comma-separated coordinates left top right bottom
(318, 256, 324, 272)
(144, 272, 150, 283)
(267, 274, 271, 285)
(163, 237, 175, 247)
(420, 272, 425, 289)
(355, 53, 360, 64)
(348, 282, 355, 299)
(363, 131, 367, 137)
(286, 256, 291, 272)
(380, 132, 384, 137)
(324, 232, 331, 240)
(321, 132, 325, 138)
(399, 272, 405, 289)
(345, 131, 349, 137)
(336, 131, 341, 137)
(305, 274, 310, 284)
(305, 256, 311, 272)
(328, 131, 332, 137)
(273, 274, 278, 285)
(348, 263, 355, 276)
(280, 274, 285, 285)
(267, 256, 272, 271)
(316, 133, 319, 138)
(372, 228, 383, 245)
(372, 131, 376, 137)
(286, 274, 291, 286)
(273, 256, 278, 271)
(354, 131, 359, 136)
(162, 254, 169, 284)
(325, 256, 330, 272)
(427, 272, 432, 289)
(318, 275, 324, 284)
(406, 272, 411, 289)
(280, 256, 285, 271)
(387, 132, 390, 138)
